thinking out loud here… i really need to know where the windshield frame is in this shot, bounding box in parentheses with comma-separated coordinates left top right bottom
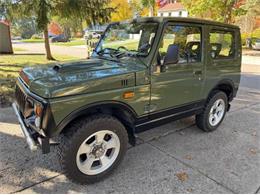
(93, 21, 159, 59)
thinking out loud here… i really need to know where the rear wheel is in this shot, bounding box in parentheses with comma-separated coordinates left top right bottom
(58, 115, 128, 184)
(196, 91, 228, 132)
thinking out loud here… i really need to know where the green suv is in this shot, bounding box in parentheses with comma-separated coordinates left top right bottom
(12, 17, 241, 184)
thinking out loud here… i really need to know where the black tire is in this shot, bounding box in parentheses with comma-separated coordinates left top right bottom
(58, 114, 128, 184)
(196, 91, 228, 132)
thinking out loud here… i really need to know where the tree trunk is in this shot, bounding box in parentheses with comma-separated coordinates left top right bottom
(223, 0, 235, 24)
(150, 7, 154, 16)
(63, 26, 71, 39)
(43, 27, 55, 60)
(149, 4, 155, 16)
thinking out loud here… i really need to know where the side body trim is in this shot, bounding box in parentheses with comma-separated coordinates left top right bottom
(135, 100, 205, 133)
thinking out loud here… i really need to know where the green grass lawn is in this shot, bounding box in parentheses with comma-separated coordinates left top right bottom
(53, 38, 86, 46)
(20, 39, 44, 43)
(0, 54, 80, 107)
(13, 47, 28, 52)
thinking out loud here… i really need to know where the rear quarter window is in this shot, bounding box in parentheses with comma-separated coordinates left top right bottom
(210, 30, 235, 60)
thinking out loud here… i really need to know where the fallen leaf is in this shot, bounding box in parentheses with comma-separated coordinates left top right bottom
(249, 148, 257, 155)
(187, 188, 193, 193)
(184, 155, 193, 160)
(175, 172, 188, 182)
(179, 131, 185, 135)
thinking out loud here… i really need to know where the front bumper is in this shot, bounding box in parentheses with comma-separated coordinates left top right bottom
(12, 103, 50, 154)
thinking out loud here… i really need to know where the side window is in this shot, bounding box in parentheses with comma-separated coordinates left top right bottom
(210, 30, 235, 59)
(159, 25, 201, 64)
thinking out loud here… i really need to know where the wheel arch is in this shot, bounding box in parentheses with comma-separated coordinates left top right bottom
(56, 101, 138, 145)
(208, 79, 235, 102)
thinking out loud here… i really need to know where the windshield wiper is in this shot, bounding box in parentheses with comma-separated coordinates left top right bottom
(115, 51, 148, 68)
(92, 48, 120, 62)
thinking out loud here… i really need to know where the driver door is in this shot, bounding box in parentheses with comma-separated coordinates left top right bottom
(150, 23, 205, 115)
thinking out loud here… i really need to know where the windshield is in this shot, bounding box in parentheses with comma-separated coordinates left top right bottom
(94, 22, 158, 58)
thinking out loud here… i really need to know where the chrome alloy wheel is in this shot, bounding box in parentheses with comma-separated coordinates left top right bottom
(208, 99, 225, 126)
(76, 130, 120, 175)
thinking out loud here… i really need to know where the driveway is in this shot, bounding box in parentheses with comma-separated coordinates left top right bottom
(0, 71, 259, 193)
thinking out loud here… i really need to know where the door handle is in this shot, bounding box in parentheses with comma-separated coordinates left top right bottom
(193, 70, 202, 75)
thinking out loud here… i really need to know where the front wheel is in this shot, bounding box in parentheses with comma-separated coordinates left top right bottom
(196, 91, 228, 132)
(58, 115, 128, 184)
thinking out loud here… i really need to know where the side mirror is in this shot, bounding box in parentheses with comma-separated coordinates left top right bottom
(163, 44, 179, 65)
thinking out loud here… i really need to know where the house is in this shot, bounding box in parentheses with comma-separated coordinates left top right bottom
(157, 0, 188, 17)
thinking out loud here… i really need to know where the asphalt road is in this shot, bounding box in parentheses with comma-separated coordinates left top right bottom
(12, 42, 88, 58)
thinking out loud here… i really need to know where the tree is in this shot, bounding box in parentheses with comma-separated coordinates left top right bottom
(54, 0, 114, 33)
(130, 0, 150, 17)
(37, 0, 54, 60)
(1, 0, 114, 60)
(141, 0, 156, 16)
(110, 0, 133, 22)
(11, 18, 37, 39)
(235, 0, 260, 33)
(241, 0, 260, 16)
(181, 0, 245, 24)
(1, 0, 55, 60)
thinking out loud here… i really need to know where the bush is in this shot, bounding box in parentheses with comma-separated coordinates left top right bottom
(31, 34, 43, 39)
(252, 28, 260, 38)
(241, 33, 249, 46)
(241, 28, 260, 46)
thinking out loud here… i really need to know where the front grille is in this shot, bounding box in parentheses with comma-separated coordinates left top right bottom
(15, 85, 27, 114)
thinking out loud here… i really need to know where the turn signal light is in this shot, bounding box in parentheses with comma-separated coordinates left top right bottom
(34, 104, 43, 117)
(19, 70, 30, 85)
(123, 91, 134, 99)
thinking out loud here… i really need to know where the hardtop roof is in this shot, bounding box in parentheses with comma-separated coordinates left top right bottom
(132, 17, 239, 29)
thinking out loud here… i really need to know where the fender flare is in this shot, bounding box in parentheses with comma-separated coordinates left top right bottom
(54, 100, 138, 136)
(208, 79, 236, 101)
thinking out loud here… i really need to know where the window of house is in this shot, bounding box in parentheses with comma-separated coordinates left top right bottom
(169, 12, 171, 16)
(179, 11, 182, 16)
(210, 30, 235, 59)
(158, 25, 202, 64)
(160, 13, 163, 16)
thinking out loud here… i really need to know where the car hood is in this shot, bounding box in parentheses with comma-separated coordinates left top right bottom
(20, 58, 145, 98)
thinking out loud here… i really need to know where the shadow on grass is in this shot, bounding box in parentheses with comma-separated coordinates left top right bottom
(0, 68, 20, 73)
(0, 64, 25, 68)
(1, 53, 45, 56)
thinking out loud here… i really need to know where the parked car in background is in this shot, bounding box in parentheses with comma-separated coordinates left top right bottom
(246, 37, 260, 50)
(84, 31, 101, 40)
(11, 36, 22, 40)
(50, 34, 70, 43)
(251, 38, 260, 50)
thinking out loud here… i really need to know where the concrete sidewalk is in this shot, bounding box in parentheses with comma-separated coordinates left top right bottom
(0, 84, 259, 193)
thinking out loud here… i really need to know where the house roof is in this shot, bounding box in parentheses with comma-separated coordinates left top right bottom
(0, 20, 9, 26)
(158, 3, 185, 12)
